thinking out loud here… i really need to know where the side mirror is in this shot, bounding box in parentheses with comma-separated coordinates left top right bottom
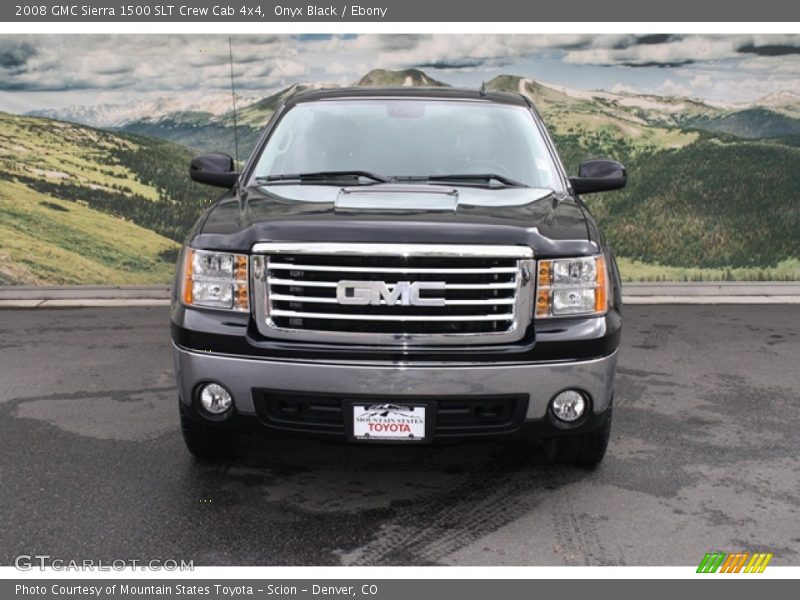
(569, 159, 627, 195)
(189, 153, 239, 188)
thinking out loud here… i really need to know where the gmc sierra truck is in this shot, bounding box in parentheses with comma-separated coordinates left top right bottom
(171, 87, 625, 466)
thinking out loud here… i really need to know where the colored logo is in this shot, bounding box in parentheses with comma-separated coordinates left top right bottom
(697, 552, 773, 573)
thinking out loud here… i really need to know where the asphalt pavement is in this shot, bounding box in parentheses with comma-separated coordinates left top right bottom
(0, 305, 798, 566)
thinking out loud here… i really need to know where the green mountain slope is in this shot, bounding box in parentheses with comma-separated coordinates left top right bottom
(0, 179, 175, 285)
(685, 107, 800, 139)
(585, 139, 800, 268)
(120, 117, 260, 164)
(0, 112, 215, 284)
(486, 75, 699, 160)
(487, 74, 800, 142)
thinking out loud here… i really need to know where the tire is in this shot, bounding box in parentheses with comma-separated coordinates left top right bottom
(179, 403, 236, 460)
(543, 412, 612, 468)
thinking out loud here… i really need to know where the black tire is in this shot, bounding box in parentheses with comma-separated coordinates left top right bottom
(179, 403, 236, 460)
(543, 413, 612, 468)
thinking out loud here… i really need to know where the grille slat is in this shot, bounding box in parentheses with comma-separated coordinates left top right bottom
(268, 261, 519, 275)
(251, 243, 534, 346)
(269, 294, 516, 306)
(269, 309, 516, 322)
(267, 278, 519, 290)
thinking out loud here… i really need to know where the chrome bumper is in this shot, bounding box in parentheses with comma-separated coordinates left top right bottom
(173, 344, 617, 420)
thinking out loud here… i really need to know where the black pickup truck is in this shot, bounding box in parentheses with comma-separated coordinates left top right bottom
(171, 87, 625, 466)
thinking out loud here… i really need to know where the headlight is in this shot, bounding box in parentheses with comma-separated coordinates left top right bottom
(182, 249, 249, 312)
(535, 255, 608, 318)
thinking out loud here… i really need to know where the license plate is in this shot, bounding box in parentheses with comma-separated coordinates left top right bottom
(352, 403, 426, 441)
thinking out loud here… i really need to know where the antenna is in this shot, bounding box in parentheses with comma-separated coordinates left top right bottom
(228, 37, 240, 166)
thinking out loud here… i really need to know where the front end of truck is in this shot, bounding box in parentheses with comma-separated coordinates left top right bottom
(171, 87, 624, 466)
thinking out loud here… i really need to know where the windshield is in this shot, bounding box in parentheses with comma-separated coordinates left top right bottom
(251, 99, 563, 190)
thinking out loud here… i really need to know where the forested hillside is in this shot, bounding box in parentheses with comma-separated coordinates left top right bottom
(0, 113, 216, 284)
(583, 140, 800, 268)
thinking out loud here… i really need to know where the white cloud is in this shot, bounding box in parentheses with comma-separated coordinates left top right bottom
(610, 83, 639, 95)
(690, 73, 713, 88)
(654, 79, 694, 97)
(370, 34, 594, 69)
(0, 34, 798, 110)
(562, 35, 800, 69)
(0, 35, 301, 94)
(269, 59, 307, 79)
(564, 37, 739, 67)
(326, 61, 369, 76)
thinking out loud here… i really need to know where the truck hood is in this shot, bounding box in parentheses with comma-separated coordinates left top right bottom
(193, 183, 596, 257)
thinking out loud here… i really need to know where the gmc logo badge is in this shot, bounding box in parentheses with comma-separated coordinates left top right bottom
(336, 281, 446, 307)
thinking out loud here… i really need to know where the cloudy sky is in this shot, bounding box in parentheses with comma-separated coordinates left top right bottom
(0, 34, 799, 112)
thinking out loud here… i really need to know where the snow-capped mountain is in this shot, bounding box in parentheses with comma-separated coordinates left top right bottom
(25, 68, 800, 147)
(754, 90, 800, 111)
(28, 94, 259, 128)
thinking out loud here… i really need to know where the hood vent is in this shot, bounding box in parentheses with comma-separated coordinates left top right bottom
(335, 184, 458, 213)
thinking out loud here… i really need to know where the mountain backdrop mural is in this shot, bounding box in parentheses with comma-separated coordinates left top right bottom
(1, 34, 799, 284)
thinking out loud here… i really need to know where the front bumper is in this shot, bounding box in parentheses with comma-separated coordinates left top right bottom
(173, 343, 617, 440)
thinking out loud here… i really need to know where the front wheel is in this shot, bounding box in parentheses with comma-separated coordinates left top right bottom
(543, 412, 612, 468)
(179, 402, 236, 460)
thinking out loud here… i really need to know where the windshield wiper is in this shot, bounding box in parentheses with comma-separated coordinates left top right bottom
(255, 171, 392, 185)
(402, 173, 528, 188)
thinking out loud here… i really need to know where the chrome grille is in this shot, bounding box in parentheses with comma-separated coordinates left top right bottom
(251, 243, 534, 346)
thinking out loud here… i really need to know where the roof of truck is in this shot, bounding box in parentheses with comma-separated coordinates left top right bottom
(286, 86, 532, 107)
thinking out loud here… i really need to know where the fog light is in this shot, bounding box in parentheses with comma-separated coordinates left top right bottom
(551, 390, 586, 422)
(199, 383, 232, 414)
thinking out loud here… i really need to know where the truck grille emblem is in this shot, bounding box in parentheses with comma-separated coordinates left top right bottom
(336, 281, 446, 306)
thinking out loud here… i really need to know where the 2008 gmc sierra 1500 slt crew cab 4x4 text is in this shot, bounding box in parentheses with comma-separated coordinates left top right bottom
(171, 87, 626, 466)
